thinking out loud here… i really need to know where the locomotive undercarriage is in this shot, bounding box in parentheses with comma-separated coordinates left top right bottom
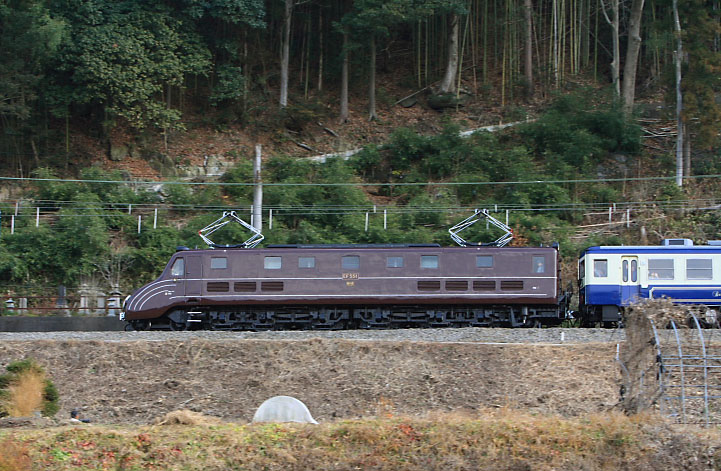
(127, 304, 565, 331)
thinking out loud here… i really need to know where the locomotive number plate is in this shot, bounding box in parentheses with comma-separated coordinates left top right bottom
(342, 272, 359, 280)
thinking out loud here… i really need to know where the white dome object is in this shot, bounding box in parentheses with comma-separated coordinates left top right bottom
(252, 396, 318, 424)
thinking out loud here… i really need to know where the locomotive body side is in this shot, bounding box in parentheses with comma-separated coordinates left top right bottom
(578, 240, 721, 326)
(122, 244, 565, 330)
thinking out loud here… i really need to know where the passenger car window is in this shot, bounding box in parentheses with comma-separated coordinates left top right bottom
(532, 256, 545, 273)
(171, 258, 184, 277)
(648, 259, 674, 280)
(342, 255, 360, 269)
(593, 260, 608, 277)
(210, 257, 227, 269)
(299, 257, 315, 268)
(622, 260, 629, 282)
(687, 259, 712, 280)
(264, 256, 282, 269)
(631, 260, 638, 282)
(421, 255, 439, 269)
(476, 255, 493, 268)
(387, 256, 404, 268)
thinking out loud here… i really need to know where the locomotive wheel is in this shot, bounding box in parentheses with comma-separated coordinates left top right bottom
(127, 320, 149, 331)
(169, 320, 188, 331)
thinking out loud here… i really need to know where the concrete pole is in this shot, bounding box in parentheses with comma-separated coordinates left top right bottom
(253, 144, 263, 231)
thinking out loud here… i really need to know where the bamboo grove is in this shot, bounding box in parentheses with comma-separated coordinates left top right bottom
(0, 1, 720, 176)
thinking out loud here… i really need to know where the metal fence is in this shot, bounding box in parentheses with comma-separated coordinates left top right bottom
(652, 315, 721, 426)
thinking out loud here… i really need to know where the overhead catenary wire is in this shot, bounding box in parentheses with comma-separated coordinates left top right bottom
(2, 173, 721, 187)
(3, 197, 720, 215)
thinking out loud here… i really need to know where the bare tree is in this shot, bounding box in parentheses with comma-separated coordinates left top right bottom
(94, 250, 132, 292)
(339, 32, 350, 123)
(600, 0, 621, 97)
(439, 13, 460, 94)
(672, 0, 684, 186)
(622, 0, 646, 114)
(369, 34, 377, 120)
(523, 0, 534, 98)
(279, 0, 293, 108)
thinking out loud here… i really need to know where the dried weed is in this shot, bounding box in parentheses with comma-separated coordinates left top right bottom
(1, 370, 45, 418)
(153, 409, 222, 426)
(0, 437, 31, 471)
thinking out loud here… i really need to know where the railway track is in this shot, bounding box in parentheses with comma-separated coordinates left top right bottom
(0, 327, 626, 343)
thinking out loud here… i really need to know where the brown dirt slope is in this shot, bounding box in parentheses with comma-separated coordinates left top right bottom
(0, 339, 619, 425)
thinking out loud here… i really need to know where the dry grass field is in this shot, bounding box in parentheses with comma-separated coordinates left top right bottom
(0, 326, 719, 469)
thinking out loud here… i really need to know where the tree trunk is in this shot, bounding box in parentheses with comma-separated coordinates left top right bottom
(339, 32, 349, 123)
(279, 0, 293, 108)
(524, 0, 534, 97)
(600, 0, 620, 96)
(318, 9, 323, 92)
(621, 0, 646, 114)
(368, 34, 377, 121)
(439, 13, 460, 94)
(672, 0, 683, 186)
(683, 123, 691, 178)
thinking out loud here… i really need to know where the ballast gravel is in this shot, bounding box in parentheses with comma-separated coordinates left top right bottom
(0, 327, 626, 343)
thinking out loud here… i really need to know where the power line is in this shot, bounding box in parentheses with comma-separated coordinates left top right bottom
(2, 173, 721, 187)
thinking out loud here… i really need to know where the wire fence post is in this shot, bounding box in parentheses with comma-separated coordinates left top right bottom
(626, 208, 630, 228)
(365, 212, 369, 231)
(137, 215, 142, 234)
(153, 208, 158, 229)
(10, 215, 14, 234)
(36, 207, 39, 227)
(128, 204, 132, 215)
(14, 200, 19, 216)
(383, 209, 387, 229)
(269, 208, 273, 230)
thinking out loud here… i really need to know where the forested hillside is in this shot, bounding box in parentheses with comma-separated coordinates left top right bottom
(1, 0, 721, 301)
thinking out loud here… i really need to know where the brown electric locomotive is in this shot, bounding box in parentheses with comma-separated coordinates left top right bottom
(121, 243, 568, 330)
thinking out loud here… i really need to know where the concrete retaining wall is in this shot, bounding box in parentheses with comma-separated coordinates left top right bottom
(0, 316, 126, 332)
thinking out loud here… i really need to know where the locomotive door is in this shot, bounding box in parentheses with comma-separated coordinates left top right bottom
(620, 256, 640, 305)
(184, 255, 202, 296)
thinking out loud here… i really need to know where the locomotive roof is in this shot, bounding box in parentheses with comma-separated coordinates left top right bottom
(176, 243, 558, 252)
(266, 243, 441, 249)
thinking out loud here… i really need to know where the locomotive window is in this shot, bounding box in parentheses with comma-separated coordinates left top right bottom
(593, 260, 608, 278)
(342, 255, 360, 269)
(171, 258, 184, 277)
(387, 256, 404, 268)
(210, 257, 227, 269)
(532, 256, 545, 273)
(648, 259, 674, 280)
(687, 259, 712, 279)
(264, 256, 282, 269)
(299, 257, 316, 269)
(476, 255, 493, 268)
(421, 255, 439, 269)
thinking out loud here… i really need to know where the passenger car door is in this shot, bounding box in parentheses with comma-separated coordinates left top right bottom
(620, 256, 640, 305)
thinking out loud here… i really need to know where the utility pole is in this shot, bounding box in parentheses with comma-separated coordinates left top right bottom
(253, 144, 263, 231)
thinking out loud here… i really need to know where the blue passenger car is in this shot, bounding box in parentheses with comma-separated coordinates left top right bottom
(578, 239, 721, 326)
